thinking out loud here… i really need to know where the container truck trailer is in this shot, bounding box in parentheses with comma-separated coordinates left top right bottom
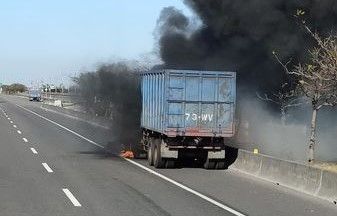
(141, 69, 236, 169)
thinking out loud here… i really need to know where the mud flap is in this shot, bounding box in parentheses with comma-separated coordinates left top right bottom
(161, 144, 178, 159)
(207, 150, 226, 160)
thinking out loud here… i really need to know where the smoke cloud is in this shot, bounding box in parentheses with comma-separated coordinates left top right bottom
(157, 0, 337, 92)
(235, 98, 337, 162)
(156, 0, 337, 162)
(75, 63, 141, 152)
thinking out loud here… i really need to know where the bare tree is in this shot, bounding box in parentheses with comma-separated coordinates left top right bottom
(256, 82, 303, 125)
(275, 28, 337, 162)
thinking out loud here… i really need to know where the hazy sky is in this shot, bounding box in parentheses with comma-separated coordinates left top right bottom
(0, 0, 190, 86)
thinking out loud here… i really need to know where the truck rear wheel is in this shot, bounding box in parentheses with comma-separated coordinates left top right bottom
(147, 138, 155, 166)
(165, 160, 176, 169)
(153, 138, 165, 168)
(215, 161, 226, 169)
(204, 159, 216, 169)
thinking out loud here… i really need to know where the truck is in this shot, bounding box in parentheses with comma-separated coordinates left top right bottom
(28, 89, 42, 101)
(140, 69, 236, 169)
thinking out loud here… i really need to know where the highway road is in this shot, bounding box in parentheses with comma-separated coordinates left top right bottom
(0, 94, 336, 216)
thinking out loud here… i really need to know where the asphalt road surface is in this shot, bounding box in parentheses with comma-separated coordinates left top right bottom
(0, 94, 336, 216)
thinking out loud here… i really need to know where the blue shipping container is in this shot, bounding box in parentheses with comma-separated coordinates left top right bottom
(141, 69, 236, 138)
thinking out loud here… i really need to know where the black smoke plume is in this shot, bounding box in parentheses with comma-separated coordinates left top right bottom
(75, 63, 141, 151)
(157, 0, 337, 92)
(156, 1, 337, 162)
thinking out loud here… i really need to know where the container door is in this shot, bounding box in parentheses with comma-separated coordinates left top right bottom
(167, 71, 235, 137)
(217, 76, 235, 134)
(168, 75, 184, 128)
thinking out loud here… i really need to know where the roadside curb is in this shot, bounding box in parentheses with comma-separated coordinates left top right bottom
(229, 149, 337, 204)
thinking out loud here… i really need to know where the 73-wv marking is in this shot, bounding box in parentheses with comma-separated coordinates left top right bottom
(185, 113, 213, 122)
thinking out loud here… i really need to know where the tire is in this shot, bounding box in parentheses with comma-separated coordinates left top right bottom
(147, 138, 155, 166)
(153, 138, 165, 168)
(165, 160, 176, 169)
(215, 161, 226, 170)
(204, 159, 216, 169)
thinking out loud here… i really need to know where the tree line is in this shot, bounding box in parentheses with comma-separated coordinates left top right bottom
(1, 83, 27, 94)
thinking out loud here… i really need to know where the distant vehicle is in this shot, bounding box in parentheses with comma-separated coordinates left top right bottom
(141, 69, 236, 169)
(28, 89, 42, 101)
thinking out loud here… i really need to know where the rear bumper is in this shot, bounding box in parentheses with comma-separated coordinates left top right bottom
(29, 97, 41, 101)
(165, 129, 235, 138)
(141, 127, 235, 138)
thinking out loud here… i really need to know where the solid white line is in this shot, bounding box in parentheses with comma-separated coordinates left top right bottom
(124, 158, 246, 216)
(40, 106, 110, 130)
(62, 188, 82, 207)
(23, 138, 28, 142)
(42, 163, 53, 173)
(13, 125, 17, 128)
(17, 130, 22, 134)
(16, 105, 105, 149)
(30, 147, 38, 154)
(10, 121, 13, 123)
(15, 104, 244, 215)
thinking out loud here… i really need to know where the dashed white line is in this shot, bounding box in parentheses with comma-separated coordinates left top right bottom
(22, 138, 28, 142)
(17, 130, 22, 134)
(10, 120, 13, 123)
(42, 163, 53, 173)
(16, 105, 104, 149)
(30, 148, 38, 154)
(13, 125, 17, 128)
(15, 104, 245, 216)
(62, 188, 82, 207)
(7, 117, 10, 120)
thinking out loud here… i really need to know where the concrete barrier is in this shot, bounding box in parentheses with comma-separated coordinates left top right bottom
(317, 170, 337, 203)
(54, 100, 63, 107)
(259, 156, 322, 195)
(231, 149, 262, 175)
(230, 149, 337, 203)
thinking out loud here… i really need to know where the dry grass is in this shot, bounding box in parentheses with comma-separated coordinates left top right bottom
(312, 161, 337, 173)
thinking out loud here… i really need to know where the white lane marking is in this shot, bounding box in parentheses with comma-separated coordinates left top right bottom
(7, 117, 10, 120)
(22, 138, 28, 142)
(16, 104, 244, 215)
(42, 163, 53, 173)
(13, 125, 17, 128)
(62, 188, 82, 207)
(17, 130, 22, 134)
(16, 105, 104, 149)
(125, 158, 246, 216)
(30, 147, 38, 154)
(40, 105, 110, 130)
(10, 121, 13, 124)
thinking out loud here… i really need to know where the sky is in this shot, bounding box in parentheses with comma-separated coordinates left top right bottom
(0, 0, 190, 86)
